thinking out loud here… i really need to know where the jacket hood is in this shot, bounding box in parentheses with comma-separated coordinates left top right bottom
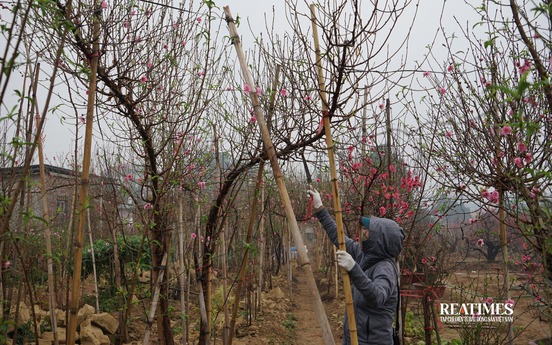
(360, 216, 404, 268)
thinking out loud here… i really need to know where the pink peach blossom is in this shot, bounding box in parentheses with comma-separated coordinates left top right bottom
(517, 142, 527, 152)
(505, 299, 515, 306)
(500, 125, 512, 136)
(514, 157, 523, 168)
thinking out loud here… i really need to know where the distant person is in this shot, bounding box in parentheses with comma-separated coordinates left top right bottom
(307, 189, 404, 345)
(290, 246, 298, 259)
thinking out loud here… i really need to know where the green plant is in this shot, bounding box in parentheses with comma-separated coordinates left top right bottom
(13, 321, 34, 345)
(82, 288, 120, 312)
(282, 313, 296, 334)
(404, 311, 429, 339)
(82, 235, 152, 282)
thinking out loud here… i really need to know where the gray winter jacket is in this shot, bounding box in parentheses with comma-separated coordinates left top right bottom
(315, 207, 404, 345)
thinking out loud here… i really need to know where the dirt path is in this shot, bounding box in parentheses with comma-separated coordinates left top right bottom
(291, 265, 339, 345)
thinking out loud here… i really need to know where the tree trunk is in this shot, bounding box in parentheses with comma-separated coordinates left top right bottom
(228, 162, 264, 345)
(143, 254, 169, 345)
(151, 216, 174, 345)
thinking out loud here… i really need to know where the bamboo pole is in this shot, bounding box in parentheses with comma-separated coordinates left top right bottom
(34, 65, 59, 345)
(359, 87, 368, 238)
(221, 220, 229, 344)
(385, 99, 393, 214)
(143, 254, 168, 345)
(228, 161, 265, 345)
(310, 4, 358, 345)
(66, 6, 100, 344)
(110, 212, 126, 342)
(255, 63, 281, 316)
(178, 196, 187, 345)
(286, 223, 293, 302)
(257, 181, 265, 314)
(86, 209, 100, 312)
(224, 6, 335, 345)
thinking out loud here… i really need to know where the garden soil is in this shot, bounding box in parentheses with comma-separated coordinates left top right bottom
(118, 258, 551, 344)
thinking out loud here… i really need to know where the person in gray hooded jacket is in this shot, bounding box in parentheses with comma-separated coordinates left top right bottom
(307, 189, 404, 345)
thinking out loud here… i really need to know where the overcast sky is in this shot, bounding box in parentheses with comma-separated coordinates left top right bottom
(3, 0, 475, 162)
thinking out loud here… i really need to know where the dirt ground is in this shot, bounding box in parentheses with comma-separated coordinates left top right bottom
(79, 254, 551, 344)
(208, 258, 551, 345)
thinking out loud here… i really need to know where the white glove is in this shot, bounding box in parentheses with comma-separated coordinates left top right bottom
(307, 189, 323, 209)
(336, 250, 356, 272)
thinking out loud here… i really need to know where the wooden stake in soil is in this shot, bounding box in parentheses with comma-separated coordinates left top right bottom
(66, 6, 100, 344)
(224, 6, 335, 345)
(310, 4, 359, 345)
(34, 65, 60, 345)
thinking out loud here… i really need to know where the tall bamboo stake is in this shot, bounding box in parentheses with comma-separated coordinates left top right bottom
(359, 87, 368, 237)
(66, 6, 100, 344)
(385, 99, 393, 213)
(34, 64, 59, 345)
(109, 210, 125, 342)
(221, 220, 229, 344)
(86, 209, 100, 312)
(286, 223, 293, 302)
(257, 180, 265, 314)
(310, 4, 358, 345)
(255, 63, 281, 316)
(224, 6, 335, 345)
(178, 196, 187, 345)
(213, 128, 231, 345)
